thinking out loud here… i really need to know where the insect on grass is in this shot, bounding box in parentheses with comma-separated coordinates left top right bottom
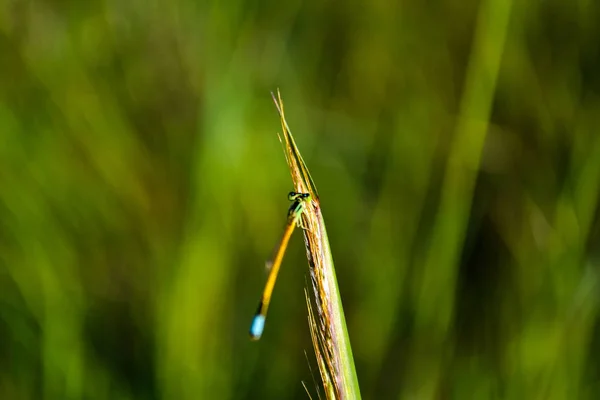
(249, 191, 312, 340)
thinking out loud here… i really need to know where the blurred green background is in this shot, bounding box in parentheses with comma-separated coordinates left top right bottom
(1, 0, 600, 399)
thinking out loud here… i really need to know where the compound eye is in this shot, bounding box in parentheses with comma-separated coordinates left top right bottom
(288, 192, 299, 201)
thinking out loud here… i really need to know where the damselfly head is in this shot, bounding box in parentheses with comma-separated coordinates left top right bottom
(288, 191, 311, 202)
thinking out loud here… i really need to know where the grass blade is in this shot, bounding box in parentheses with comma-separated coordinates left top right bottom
(272, 90, 362, 399)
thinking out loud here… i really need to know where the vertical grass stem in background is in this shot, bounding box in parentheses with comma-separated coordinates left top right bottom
(407, 0, 513, 397)
(272, 90, 362, 399)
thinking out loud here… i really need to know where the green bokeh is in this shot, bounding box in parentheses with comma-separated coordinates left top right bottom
(1, 0, 599, 399)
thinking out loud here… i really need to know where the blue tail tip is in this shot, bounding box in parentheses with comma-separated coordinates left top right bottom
(249, 315, 266, 340)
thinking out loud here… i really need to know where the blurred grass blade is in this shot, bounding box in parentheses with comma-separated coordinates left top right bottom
(407, 0, 513, 396)
(272, 90, 361, 399)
